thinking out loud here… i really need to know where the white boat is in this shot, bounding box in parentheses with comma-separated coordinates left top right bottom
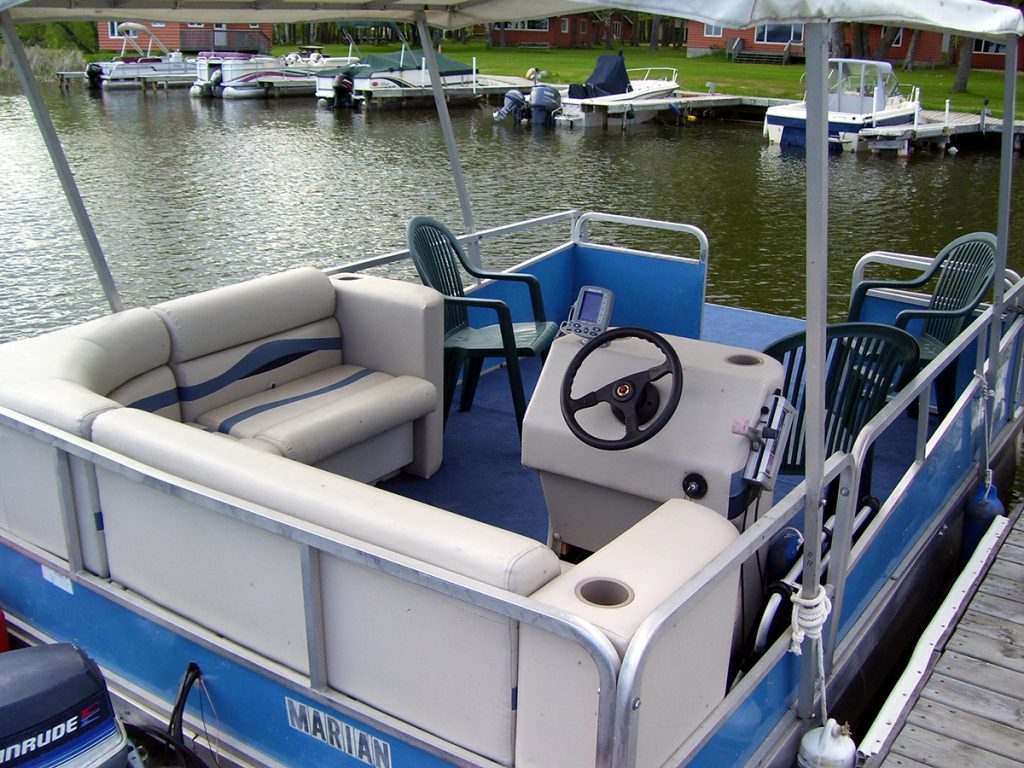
(1, 2, 1023, 768)
(552, 54, 679, 129)
(191, 49, 359, 99)
(314, 48, 533, 109)
(763, 58, 922, 151)
(85, 22, 196, 90)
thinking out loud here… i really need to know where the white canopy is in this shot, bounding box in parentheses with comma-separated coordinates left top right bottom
(2, 0, 1023, 39)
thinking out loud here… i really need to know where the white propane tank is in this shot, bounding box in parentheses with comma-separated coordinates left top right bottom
(797, 719, 856, 768)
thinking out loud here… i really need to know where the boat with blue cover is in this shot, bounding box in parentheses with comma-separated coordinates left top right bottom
(0, 1, 1022, 768)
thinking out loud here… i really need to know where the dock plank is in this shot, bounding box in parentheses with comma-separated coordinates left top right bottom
(999, 540, 1024, 565)
(980, 572, 1024, 606)
(932, 650, 1024, 699)
(906, 700, 1024, 763)
(968, 590, 1024, 624)
(878, 755, 933, 768)
(920, 674, 1024, 731)
(887, 724, 1023, 768)
(947, 623, 1024, 675)
(989, 556, 1024, 583)
(867, 511, 1024, 766)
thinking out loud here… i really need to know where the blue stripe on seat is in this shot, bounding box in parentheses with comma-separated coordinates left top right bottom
(217, 367, 378, 434)
(128, 388, 181, 413)
(179, 337, 342, 403)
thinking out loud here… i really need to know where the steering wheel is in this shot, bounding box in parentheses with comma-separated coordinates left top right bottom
(560, 327, 683, 450)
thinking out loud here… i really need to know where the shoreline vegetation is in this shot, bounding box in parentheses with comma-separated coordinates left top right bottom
(2, 37, 1021, 119)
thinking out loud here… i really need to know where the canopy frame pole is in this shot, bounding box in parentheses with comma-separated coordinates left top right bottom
(415, 12, 481, 267)
(0, 9, 123, 312)
(987, 35, 1017, 426)
(797, 21, 829, 722)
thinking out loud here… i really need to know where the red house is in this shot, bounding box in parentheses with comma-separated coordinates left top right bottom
(685, 20, 1023, 70)
(489, 13, 634, 48)
(98, 21, 273, 55)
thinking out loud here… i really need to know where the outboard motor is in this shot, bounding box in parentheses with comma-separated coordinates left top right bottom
(209, 68, 224, 98)
(85, 62, 104, 90)
(0, 643, 133, 767)
(492, 89, 529, 123)
(333, 74, 357, 110)
(530, 84, 562, 128)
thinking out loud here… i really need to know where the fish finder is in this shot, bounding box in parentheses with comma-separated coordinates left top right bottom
(561, 285, 614, 340)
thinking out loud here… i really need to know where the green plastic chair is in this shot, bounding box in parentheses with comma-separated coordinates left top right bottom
(847, 232, 996, 415)
(406, 215, 559, 435)
(763, 322, 920, 495)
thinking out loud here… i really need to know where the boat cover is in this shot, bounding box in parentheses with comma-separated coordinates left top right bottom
(347, 50, 474, 77)
(578, 54, 631, 98)
(3, 0, 1023, 39)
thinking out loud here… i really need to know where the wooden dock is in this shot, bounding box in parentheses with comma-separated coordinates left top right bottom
(860, 109, 1024, 153)
(859, 506, 1024, 767)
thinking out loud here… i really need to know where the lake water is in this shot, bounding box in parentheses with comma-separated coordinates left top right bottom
(2, 83, 1023, 342)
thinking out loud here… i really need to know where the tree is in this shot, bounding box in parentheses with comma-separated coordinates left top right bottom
(902, 28, 921, 71)
(850, 23, 869, 58)
(830, 24, 848, 58)
(649, 14, 661, 51)
(873, 26, 901, 60)
(952, 36, 974, 93)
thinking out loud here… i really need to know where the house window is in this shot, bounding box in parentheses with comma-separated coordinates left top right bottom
(891, 28, 903, 47)
(579, 20, 588, 35)
(755, 23, 804, 44)
(498, 20, 549, 32)
(187, 23, 204, 28)
(611, 20, 622, 38)
(974, 38, 1007, 55)
(214, 24, 227, 31)
(107, 21, 138, 38)
(704, 24, 723, 38)
(561, 18, 569, 34)
(249, 24, 261, 29)
(151, 22, 165, 28)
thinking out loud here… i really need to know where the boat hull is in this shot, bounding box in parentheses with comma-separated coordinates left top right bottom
(555, 82, 679, 129)
(763, 105, 921, 151)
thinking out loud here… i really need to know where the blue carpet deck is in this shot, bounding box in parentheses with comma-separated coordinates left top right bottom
(382, 311, 929, 544)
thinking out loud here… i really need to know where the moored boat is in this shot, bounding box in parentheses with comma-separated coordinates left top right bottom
(1, 2, 1023, 768)
(191, 49, 359, 99)
(85, 22, 196, 90)
(763, 58, 922, 151)
(555, 53, 680, 129)
(315, 47, 533, 109)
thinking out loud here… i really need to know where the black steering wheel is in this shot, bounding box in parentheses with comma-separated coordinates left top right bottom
(560, 327, 683, 450)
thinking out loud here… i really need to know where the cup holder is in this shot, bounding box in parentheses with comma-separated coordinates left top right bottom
(726, 353, 763, 366)
(575, 578, 635, 608)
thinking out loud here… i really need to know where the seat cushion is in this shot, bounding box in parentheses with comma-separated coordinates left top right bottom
(197, 366, 437, 465)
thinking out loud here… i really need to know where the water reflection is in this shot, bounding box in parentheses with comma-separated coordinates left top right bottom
(1, 84, 1022, 341)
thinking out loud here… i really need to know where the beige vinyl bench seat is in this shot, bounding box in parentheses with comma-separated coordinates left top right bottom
(0, 268, 444, 575)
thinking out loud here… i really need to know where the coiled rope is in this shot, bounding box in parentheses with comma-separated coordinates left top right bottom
(790, 583, 832, 724)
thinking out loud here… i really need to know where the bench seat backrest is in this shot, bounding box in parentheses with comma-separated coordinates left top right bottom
(154, 267, 341, 424)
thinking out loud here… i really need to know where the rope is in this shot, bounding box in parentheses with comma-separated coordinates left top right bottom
(790, 583, 832, 724)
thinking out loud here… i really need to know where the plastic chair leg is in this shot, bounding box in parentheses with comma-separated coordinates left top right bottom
(442, 351, 463, 428)
(459, 358, 484, 412)
(505, 353, 527, 437)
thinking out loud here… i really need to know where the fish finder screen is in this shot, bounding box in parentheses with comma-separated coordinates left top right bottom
(579, 290, 603, 322)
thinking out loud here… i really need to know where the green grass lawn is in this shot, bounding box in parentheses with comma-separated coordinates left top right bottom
(280, 39, 1024, 120)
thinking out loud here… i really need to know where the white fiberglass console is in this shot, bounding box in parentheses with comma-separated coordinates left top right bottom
(522, 329, 786, 552)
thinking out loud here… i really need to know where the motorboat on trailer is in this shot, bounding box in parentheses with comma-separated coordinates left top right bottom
(85, 22, 196, 90)
(1, 2, 1023, 768)
(191, 49, 359, 99)
(763, 58, 921, 151)
(315, 48, 533, 110)
(496, 53, 679, 130)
